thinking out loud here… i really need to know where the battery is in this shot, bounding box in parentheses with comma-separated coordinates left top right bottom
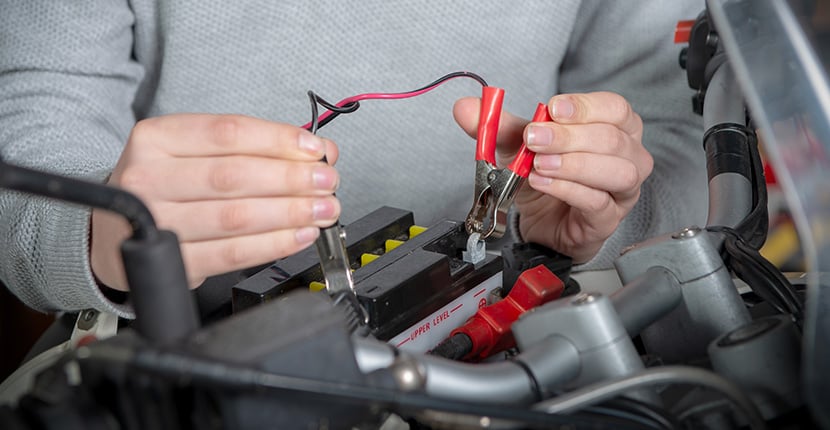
(231, 206, 502, 341)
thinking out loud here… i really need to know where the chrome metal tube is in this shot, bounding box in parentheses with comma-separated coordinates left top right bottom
(353, 335, 580, 404)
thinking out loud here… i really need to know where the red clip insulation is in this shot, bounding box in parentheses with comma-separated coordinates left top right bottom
(507, 103, 551, 178)
(451, 264, 564, 361)
(476, 86, 505, 165)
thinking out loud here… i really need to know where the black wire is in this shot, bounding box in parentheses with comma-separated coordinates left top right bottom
(0, 160, 158, 240)
(583, 406, 667, 430)
(732, 227, 802, 318)
(428, 333, 474, 360)
(540, 389, 679, 430)
(596, 397, 681, 430)
(396, 70, 488, 91)
(730, 125, 769, 250)
(306, 91, 360, 135)
(712, 226, 804, 326)
(305, 71, 489, 134)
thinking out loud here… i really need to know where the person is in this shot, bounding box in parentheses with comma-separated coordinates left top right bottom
(0, 0, 708, 318)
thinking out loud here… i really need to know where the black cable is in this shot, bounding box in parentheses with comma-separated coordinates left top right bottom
(0, 158, 199, 343)
(534, 366, 765, 430)
(305, 71, 489, 134)
(306, 91, 360, 135)
(730, 124, 769, 250)
(596, 397, 681, 430)
(0, 159, 158, 240)
(429, 333, 473, 360)
(583, 406, 667, 430)
(713, 226, 804, 326)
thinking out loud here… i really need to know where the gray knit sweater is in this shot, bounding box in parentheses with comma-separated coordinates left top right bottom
(0, 0, 707, 317)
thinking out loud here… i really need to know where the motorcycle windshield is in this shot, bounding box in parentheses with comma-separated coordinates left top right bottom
(707, 0, 830, 426)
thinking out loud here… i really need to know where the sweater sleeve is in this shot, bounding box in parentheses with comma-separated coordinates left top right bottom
(0, 0, 144, 317)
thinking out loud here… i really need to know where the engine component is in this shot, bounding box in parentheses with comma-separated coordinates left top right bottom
(708, 315, 802, 420)
(513, 293, 647, 396)
(433, 264, 564, 361)
(615, 226, 751, 363)
(500, 241, 573, 297)
(1, 291, 395, 430)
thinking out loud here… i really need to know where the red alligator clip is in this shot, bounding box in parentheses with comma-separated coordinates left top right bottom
(465, 87, 552, 239)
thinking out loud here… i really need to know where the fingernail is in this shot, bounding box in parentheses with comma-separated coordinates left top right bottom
(312, 166, 338, 190)
(552, 98, 575, 119)
(528, 172, 553, 186)
(312, 199, 336, 220)
(535, 154, 562, 170)
(295, 226, 320, 244)
(298, 131, 324, 154)
(526, 125, 554, 148)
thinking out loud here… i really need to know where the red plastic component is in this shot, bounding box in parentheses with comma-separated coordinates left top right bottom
(764, 161, 778, 185)
(508, 103, 552, 177)
(674, 20, 695, 44)
(451, 264, 565, 361)
(475, 86, 505, 165)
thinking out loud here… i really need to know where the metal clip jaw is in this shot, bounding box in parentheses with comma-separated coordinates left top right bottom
(465, 91, 547, 242)
(465, 160, 525, 240)
(315, 223, 355, 294)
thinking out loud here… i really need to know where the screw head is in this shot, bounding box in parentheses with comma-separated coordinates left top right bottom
(672, 226, 701, 239)
(571, 292, 600, 306)
(391, 356, 426, 391)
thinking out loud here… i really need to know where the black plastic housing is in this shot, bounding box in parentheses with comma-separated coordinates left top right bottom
(231, 207, 502, 341)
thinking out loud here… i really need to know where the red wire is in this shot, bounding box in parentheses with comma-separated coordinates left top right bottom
(301, 74, 485, 130)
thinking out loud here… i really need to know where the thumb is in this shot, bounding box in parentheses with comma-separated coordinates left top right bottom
(453, 97, 530, 166)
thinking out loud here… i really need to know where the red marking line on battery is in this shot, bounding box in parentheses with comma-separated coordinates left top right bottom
(473, 288, 487, 297)
(387, 273, 501, 353)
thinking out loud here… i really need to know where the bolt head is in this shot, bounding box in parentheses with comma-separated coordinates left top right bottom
(391, 356, 426, 391)
(571, 292, 599, 306)
(672, 226, 701, 239)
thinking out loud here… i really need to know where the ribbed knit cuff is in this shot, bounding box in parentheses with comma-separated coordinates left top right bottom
(42, 201, 134, 318)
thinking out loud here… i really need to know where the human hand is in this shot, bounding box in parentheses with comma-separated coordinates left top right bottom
(453, 92, 652, 263)
(91, 114, 341, 291)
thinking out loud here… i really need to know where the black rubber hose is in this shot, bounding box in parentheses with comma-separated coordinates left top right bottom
(429, 333, 473, 360)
